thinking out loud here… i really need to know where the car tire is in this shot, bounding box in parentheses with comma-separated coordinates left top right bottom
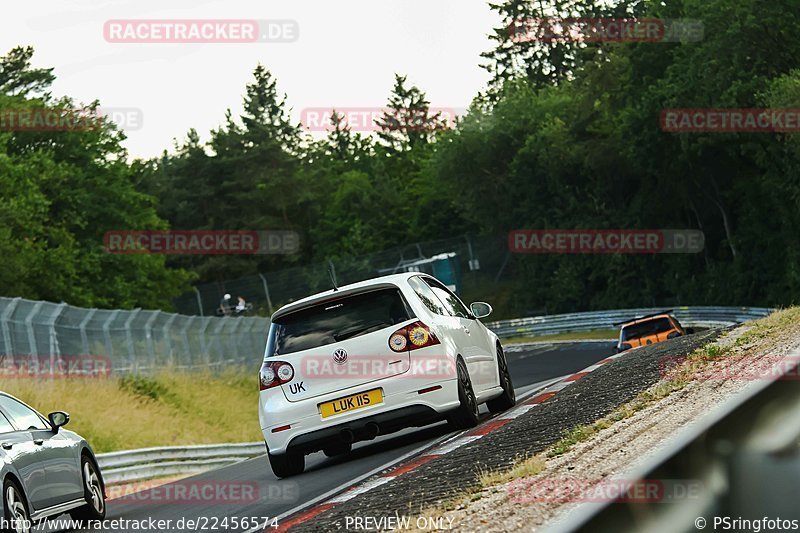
(447, 358, 480, 429)
(487, 344, 516, 413)
(2, 478, 31, 533)
(323, 442, 352, 457)
(268, 450, 305, 478)
(70, 454, 106, 521)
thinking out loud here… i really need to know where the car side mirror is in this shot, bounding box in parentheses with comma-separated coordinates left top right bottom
(48, 411, 70, 432)
(469, 302, 493, 319)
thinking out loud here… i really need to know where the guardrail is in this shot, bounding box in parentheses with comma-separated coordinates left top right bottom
(555, 349, 800, 532)
(486, 306, 774, 339)
(96, 442, 265, 484)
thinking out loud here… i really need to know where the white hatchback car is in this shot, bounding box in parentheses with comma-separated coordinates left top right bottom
(258, 273, 515, 477)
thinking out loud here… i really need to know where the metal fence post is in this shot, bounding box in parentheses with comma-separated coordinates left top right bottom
(102, 310, 121, 363)
(193, 288, 204, 317)
(79, 309, 97, 357)
(228, 319, 244, 367)
(47, 303, 67, 378)
(258, 274, 274, 315)
(144, 311, 159, 374)
(24, 301, 44, 356)
(181, 317, 195, 370)
(162, 314, 178, 368)
(242, 318, 257, 367)
(249, 319, 268, 364)
(124, 309, 141, 374)
(198, 317, 212, 366)
(1, 298, 21, 356)
(211, 318, 229, 367)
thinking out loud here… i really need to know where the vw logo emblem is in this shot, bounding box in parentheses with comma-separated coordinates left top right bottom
(332, 348, 348, 365)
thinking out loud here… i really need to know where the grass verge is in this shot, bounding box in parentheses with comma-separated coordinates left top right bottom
(0, 370, 261, 453)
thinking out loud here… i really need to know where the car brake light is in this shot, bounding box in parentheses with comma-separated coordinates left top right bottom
(259, 361, 294, 390)
(388, 321, 440, 352)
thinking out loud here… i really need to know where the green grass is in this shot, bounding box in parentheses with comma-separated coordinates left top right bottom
(547, 377, 689, 457)
(0, 370, 261, 453)
(503, 329, 618, 344)
(733, 306, 797, 347)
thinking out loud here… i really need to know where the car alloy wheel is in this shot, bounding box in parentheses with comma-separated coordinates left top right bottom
(71, 455, 106, 521)
(487, 345, 516, 413)
(4, 483, 30, 533)
(448, 358, 480, 429)
(84, 461, 104, 515)
(458, 360, 479, 418)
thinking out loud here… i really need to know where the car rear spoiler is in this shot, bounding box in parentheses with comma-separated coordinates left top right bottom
(612, 310, 674, 327)
(270, 282, 401, 322)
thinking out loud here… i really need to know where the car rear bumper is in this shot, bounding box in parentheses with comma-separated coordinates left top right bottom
(284, 404, 443, 454)
(261, 378, 459, 454)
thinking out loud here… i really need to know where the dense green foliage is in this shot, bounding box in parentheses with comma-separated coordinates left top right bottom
(0, 47, 193, 308)
(1, 0, 799, 314)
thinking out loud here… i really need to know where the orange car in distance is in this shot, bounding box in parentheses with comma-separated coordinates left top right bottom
(615, 311, 688, 353)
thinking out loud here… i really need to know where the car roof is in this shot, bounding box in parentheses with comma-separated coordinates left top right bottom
(271, 272, 428, 321)
(620, 314, 673, 328)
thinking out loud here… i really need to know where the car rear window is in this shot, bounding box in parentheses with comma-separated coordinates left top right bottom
(621, 317, 673, 341)
(268, 288, 414, 355)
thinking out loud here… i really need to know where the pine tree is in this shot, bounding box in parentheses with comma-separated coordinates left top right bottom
(376, 74, 447, 151)
(0, 46, 55, 97)
(480, 0, 645, 93)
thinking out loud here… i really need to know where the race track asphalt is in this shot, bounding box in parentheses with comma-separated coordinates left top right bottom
(67, 341, 615, 533)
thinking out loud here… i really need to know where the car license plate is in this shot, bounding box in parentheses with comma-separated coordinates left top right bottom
(319, 389, 383, 418)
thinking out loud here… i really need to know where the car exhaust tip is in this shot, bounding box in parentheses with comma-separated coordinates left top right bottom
(365, 422, 380, 440)
(340, 428, 355, 444)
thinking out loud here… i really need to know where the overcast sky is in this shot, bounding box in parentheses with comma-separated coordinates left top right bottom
(3, 0, 500, 158)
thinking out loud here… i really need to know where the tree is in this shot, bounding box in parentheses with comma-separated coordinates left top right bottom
(480, 0, 646, 93)
(151, 65, 309, 283)
(0, 47, 193, 309)
(0, 46, 55, 97)
(376, 74, 447, 152)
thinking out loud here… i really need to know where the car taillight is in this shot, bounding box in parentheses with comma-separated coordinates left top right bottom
(667, 331, 682, 339)
(259, 361, 294, 390)
(388, 321, 440, 352)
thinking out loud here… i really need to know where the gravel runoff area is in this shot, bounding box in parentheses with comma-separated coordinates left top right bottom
(407, 310, 800, 532)
(287, 325, 736, 532)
